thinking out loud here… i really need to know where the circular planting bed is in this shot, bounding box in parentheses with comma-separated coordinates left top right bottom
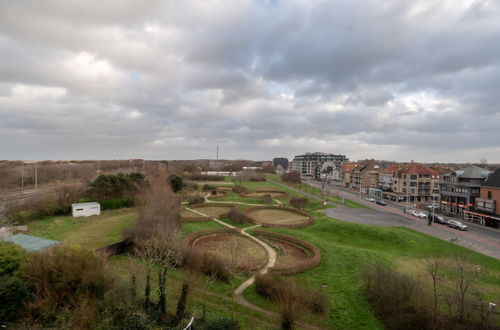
(242, 187, 287, 198)
(185, 228, 268, 272)
(180, 203, 234, 221)
(244, 206, 315, 228)
(252, 230, 321, 275)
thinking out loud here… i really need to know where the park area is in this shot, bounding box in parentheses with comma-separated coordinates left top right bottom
(4, 173, 500, 330)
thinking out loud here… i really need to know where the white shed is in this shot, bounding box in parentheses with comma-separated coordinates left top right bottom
(71, 202, 100, 218)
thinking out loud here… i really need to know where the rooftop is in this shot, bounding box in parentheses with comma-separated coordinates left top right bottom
(6, 233, 59, 252)
(482, 168, 500, 188)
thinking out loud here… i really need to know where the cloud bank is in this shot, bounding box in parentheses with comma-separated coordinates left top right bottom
(1, 0, 499, 162)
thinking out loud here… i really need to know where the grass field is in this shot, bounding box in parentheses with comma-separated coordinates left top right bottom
(180, 206, 231, 219)
(27, 208, 137, 249)
(246, 216, 500, 329)
(21, 175, 500, 329)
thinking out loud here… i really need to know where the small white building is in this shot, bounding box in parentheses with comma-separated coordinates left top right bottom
(71, 202, 100, 218)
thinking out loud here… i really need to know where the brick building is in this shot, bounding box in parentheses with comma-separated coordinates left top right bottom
(390, 163, 440, 204)
(349, 160, 381, 192)
(440, 165, 491, 216)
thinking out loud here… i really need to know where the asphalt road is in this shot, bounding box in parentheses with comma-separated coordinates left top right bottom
(299, 178, 500, 260)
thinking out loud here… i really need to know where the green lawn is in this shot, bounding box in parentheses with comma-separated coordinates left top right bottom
(27, 208, 137, 249)
(247, 216, 500, 329)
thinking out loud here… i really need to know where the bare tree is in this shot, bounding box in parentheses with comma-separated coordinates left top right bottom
(134, 230, 184, 315)
(227, 237, 244, 321)
(453, 252, 481, 323)
(127, 168, 183, 316)
(425, 255, 446, 321)
(273, 279, 308, 330)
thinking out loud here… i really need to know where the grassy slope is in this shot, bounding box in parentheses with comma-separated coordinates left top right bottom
(246, 215, 500, 329)
(27, 208, 137, 249)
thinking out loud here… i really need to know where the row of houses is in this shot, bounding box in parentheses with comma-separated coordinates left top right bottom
(336, 160, 500, 228)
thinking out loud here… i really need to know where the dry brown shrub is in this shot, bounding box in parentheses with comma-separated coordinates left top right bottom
(290, 197, 308, 209)
(21, 246, 112, 327)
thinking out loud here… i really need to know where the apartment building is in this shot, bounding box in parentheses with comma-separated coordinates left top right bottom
(475, 168, 500, 216)
(291, 152, 348, 178)
(340, 162, 358, 187)
(349, 160, 380, 192)
(439, 165, 492, 216)
(391, 163, 440, 204)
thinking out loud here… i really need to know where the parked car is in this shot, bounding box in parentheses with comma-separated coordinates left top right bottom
(376, 200, 387, 205)
(411, 210, 427, 218)
(426, 204, 440, 211)
(429, 214, 447, 224)
(448, 220, 468, 231)
(365, 197, 376, 202)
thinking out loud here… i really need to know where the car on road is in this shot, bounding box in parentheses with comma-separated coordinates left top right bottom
(429, 214, 447, 224)
(426, 204, 440, 211)
(448, 220, 468, 231)
(411, 210, 427, 218)
(376, 200, 387, 205)
(365, 197, 376, 202)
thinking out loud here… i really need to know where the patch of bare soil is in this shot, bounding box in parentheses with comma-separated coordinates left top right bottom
(193, 233, 268, 271)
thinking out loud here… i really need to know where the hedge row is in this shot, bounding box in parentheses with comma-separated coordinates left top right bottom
(243, 205, 315, 229)
(99, 198, 134, 210)
(254, 188, 288, 196)
(252, 230, 321, 275)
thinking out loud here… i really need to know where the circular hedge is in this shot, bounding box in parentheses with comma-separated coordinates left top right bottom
(251, 230, 321, 275)
(243, 206, 315, 229)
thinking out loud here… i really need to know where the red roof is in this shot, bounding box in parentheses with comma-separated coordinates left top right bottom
(398, 163, 440, 177)
(380, 163, 406, 175)
(341, 162, 358, 173)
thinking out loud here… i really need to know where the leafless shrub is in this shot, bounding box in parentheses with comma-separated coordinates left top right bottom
(184, 248, 230, 282)
(232, 185, 249, 195)
(290, 197, 308, 209)
(362, 262, 432, 329)
(261, 194, 273, 204)
(187, 195, 205, 205)
(254, 274, 328, 317)
(228, 207, 249, 224)
(281, 171, 301, 184)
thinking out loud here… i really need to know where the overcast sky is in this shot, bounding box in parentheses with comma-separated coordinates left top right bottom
(1, 0, 499, 162)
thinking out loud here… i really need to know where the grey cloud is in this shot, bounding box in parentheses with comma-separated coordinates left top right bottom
(0, 0, 499, 162)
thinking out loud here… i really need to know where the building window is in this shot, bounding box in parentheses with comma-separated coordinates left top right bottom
(410, 175, 417, 180)
(488, 191, 492, 199)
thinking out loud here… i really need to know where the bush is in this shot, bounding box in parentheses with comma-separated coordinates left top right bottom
(187, 195, 205, 205)
(261, 194, 273, 204)
(290, 197, 308, 209)
(232, 185, 248, 195)
(363, 263, 431, 329)
(184, 249, 230, 282)
(0, 275, 28, 322)
(201, 317, 240, 330)
(21, 246, 113, 327)
(190, 174, 225, 181)
(169, 174, 184, 193)
(281, 171, 301, 184)
(202, 184, 217, 191)
(0, 242, 27, 277)
(254, 274, 328, 315)
(88, 172, 145, 200)
(228, 207, 248, 224)
(100, 198, 135, 210)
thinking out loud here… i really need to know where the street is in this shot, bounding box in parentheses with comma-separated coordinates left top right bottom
(301, 178, 500, 260)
